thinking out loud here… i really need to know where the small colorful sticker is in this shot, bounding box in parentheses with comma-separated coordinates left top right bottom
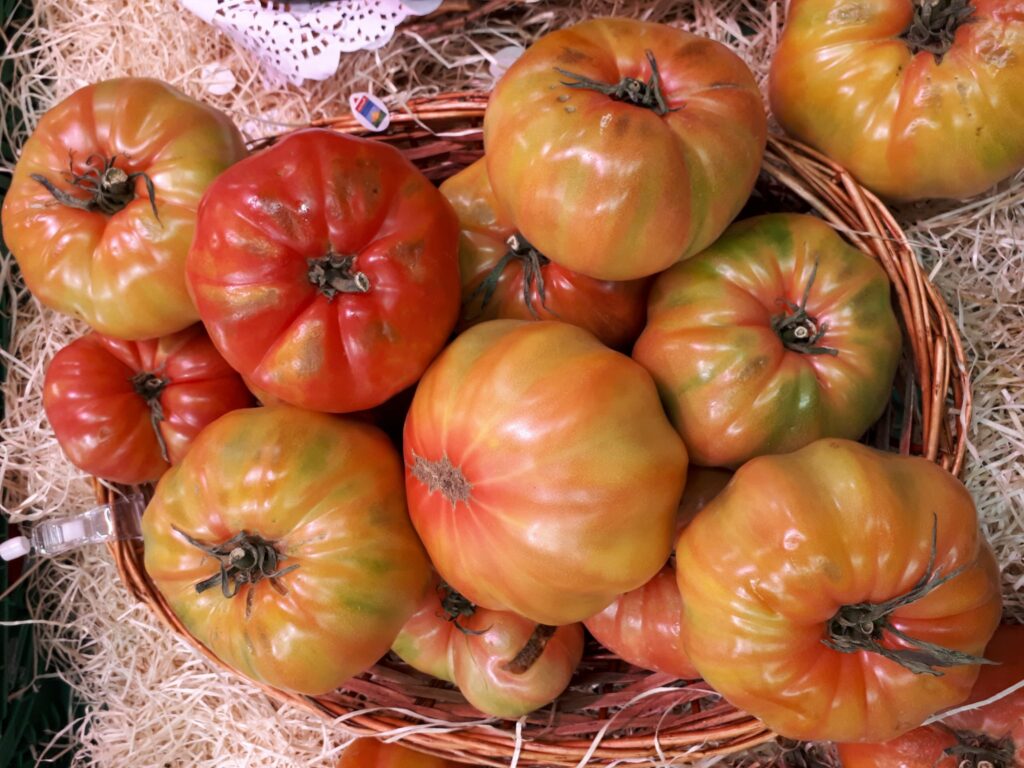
(349, 92, 391, 133)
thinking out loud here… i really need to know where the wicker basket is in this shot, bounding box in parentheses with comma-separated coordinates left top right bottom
(102, 92, 970, 767)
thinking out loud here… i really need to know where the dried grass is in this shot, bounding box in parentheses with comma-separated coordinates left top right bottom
(1, 0, 1022, 765)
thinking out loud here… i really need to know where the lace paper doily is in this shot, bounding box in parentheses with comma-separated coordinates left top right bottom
(179, 0, 444, 85)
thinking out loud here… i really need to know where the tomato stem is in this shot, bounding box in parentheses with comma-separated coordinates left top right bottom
(502, 624, 558, 674)
(555, 50, 675, 116)
(437, 581, 487, 635)
(131, 371, 171, 464)
(410, 453, 472, 505)
(307, 253, 371, 300)
(32, 153, 159, 220)
(465, 233, 554, 320)
(942, 730, 1014, 768)
(901, 0, 975, 61)
(770, 258, 839, 357)
(823, 514, 995, 675)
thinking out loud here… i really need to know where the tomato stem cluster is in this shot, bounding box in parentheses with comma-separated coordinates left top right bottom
(901, 0, 975, 60)
(466, 233, 554, 320)
(943, 730, 1014, 768)
(32, 154, 159, 220)
(131, 371, 171, 464)
(771, 258, 839, 357)
(307, 253, 371, 299)
(555, 49, 674, 116)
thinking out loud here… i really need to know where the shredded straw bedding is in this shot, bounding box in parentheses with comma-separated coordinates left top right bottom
(1, 0, 1022, 765)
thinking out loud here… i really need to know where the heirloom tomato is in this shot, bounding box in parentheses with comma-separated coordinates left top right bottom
(337, 739, 458, 768)
(483, 18, 767, 281)
(404, 320, 688, 626)
(1, 78, 245, 339)
(676, 439, 1003, 743)
(392, 577, 584, 718)
(43, 324, 253, 484)
(584, 468, 730, 679)
(186, 129, 460, 413)
(770, 0, 1024, 201)
(633, 213, 901, 469)
(838, 623, 1024, 768)
(439, 157, 649, 350)
(143, 406, 431, 696)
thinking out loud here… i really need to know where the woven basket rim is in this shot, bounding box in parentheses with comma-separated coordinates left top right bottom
(105, 90, 971, 768)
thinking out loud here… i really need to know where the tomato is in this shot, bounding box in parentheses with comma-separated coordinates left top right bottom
(392, 578, 584, 718)
(439, 157, 650, 350)
(483, 18, 767, 281)
(404, 320, 688, 626)
(336, 739, 459, 768)
(584, 468, 730, 679)
(676, 439, 1003, 743)
(43, 324, 253, 484)
(633, 213, 901, 469)
(838, 624, 1024, 767)
(770, 0, 1024, 202)
(142, 406, 431, 695)
(1, 78, 245, 340)
(186, 129, 460, 413)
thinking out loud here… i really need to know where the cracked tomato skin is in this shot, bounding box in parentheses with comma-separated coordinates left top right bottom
(143, 406, 431, 696)
(186, 129, 461, 413)
(403, 320, 688, 626)
(770, 0, 1024, 202)
(632, 213, 901, 469)
(440, 157, 650, 350)
(43, 324, 253, 484)
(483, 18, 767, 281)
(676, 439, 1002, 743)
(1, 78, 245, 339)
(336, 740, 459, 768)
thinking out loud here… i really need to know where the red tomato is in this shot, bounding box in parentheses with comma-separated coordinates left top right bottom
(770, 0, 1024, 202)
(392, 577, 584, 718)
(143, 406, 431, 695)
(838, 624, 1024, 767)
(1, 79, 245, 339)
(43, 325, 253, 484)
(186, 129, 461, 413)
(484, 18, 767, 280)
(584, 468, 731, 679)
(439, 157, 650, 350)
(336, 740, 459, 768)
(676, 439, 1003, 743)
(404, 320, 688, 626)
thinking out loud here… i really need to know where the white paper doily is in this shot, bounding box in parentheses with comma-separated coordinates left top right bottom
(180, 0, 444, 85)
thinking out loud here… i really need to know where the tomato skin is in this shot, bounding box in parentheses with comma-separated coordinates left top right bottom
(439, 158, 650, 350)
(1, 78, 245, 339)
(676, 439, 1003, 743)
(392, 578, 584, 718)
(186, 129, 461, 413)
(404, 320, 688, 626)
(770, 0, 1024, 202)
(42, 325, 253, 484)
(633, 213, 901, 469)
(484, 18, 767, 281)
(584, 468, 730, 679)
(336, 739, 459, 768)
(143, 406, 431, 696)
(837, 728, 958, 768)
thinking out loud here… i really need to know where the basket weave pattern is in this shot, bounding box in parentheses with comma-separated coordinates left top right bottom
(104, 93, 970, 767)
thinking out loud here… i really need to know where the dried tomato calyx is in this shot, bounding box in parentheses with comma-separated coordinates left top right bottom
(770, 257, 839, 357)
(465, 233, 554, 320)
(437, 581, 487, 636)
(131, 371, 171, 463)
(32, 153, 159, 219)
(901, 0, 976, 61)
(307, 252, 371, 300)
(944, 732, 1014, 768)
(555, 50, 675, 116)
(823, 515, 995, 675)
(410, 453, 472, 505)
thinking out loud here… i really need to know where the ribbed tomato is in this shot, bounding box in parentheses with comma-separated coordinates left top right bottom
(584, 468, 730, 679)
(633, 213, 901, 469)
(770, 0, 1024, 201)
(186, 129, 460, 413)
(392, 577, 584, 718)
(439, 157, 649, 350)
(676, 439, 1002, 743)
(484, 18, 767, 280)
(1, 78, 245, 339)
(43, 325, 253, 484)
(404, 320, 688, 626)
(143, 406, 431, 695)
(336, 740, 458, 768)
